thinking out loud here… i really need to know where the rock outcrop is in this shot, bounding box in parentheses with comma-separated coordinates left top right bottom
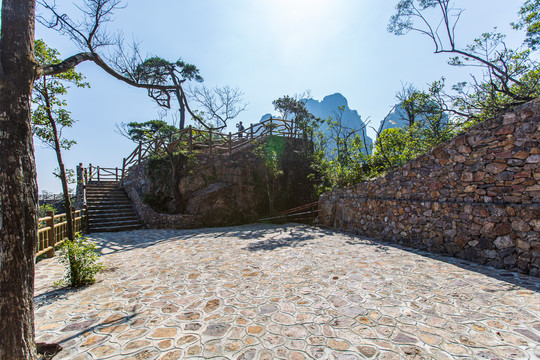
(123, 138, 317, 228)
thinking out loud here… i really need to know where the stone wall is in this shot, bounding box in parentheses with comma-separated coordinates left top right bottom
(123, 137, 316, 228)
(318, 99, 540, 276)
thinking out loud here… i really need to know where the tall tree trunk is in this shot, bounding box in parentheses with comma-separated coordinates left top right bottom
(43, 76, 74, 240)
(179, 99, 186, 130)
(170, 74, 185, 130)
(0, 0, 39, 359)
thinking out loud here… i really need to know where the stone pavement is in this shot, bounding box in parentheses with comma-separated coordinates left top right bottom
(35, 224, 540, 359)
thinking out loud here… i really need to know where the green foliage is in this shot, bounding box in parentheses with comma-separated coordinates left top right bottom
(143, 150, 195, 213)
(370, 116, 456, 175)
(272, 95, 319, 132)
(123, 120, 178, 143)
(133, 56, 202, 126)
(388, 0, 540, 123)
(57, 235, 104, 287)
(259, 136, 286, 178)
(370, 82, 457, 176)
(32, 39, 89, 150)
(38, 204, 56, 218)
(136, 57, 203, 85)
(371, 127, 422, 171)
(513, 0, 540, 50)
(255, 136, 286, 214)
(38, 205, 56, 230)
(448, 32, 540, 121)
(313, 106, 369, 192)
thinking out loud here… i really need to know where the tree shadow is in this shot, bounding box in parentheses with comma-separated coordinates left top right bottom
(88, 223, 298, 255)
(35, 284, 90, 308)
(243, 230, 316, 251)
(86, 224, 539, 293)
(53, 306, 140, 347)
(88, 229, 200, 255)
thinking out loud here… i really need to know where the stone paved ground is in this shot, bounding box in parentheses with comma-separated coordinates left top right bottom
(35, 224, 540, 360)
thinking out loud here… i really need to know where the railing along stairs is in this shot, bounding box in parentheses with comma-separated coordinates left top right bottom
(76, 118, 312, 231)
(120, 117, 311, 180)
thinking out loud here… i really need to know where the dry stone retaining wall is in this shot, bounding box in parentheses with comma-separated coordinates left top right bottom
(318, 99, 540, 276)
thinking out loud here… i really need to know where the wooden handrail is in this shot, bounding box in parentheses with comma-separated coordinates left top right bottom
(36, 208, 87, 258)
(87, 118, 308, 182)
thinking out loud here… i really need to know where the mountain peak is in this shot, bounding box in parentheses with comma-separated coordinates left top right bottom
(321, 93, 348, 108)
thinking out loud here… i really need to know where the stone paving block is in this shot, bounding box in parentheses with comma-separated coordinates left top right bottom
(34, 224, 540, 359)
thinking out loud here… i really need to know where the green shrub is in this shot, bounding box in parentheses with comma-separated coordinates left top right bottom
(38, 203, 56, 217)
(58, 235, 104, 287)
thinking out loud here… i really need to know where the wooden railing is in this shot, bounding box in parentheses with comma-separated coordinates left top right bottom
(86, 164, 123, 182)
(258, 201, 320, 224)
(75, 118, 312, 193)
(120, 118, 310, 178)
(36, 209, 87, 258)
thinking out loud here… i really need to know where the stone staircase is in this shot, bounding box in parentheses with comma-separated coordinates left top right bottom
(86, 181, 142, 232)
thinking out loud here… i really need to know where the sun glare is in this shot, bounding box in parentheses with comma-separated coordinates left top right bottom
(257, 0, 346, 64)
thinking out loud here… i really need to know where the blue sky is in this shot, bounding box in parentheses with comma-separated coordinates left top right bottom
(34, 0, 523, 193)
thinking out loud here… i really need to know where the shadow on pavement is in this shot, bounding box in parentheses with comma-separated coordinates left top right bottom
(88, 223, 539, 293)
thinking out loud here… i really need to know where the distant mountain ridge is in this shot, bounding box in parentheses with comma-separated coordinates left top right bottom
(378, 103, 450, 134)
(259, 93, 373, 153)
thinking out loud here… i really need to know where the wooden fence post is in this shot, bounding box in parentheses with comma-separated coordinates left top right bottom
(75, 163, 84, 209)
(270, 118, 273, 136)
(83, 205, 89, 232)
(46, 210, 55, 257)
(122, 158, 126, 179)
(115, 167, 119, 181)
(228, 133, 232, 155)
(70, 206, 76, 238)
(89, 163, 92, 182)
(97, 166, 100, 181)
(250, 124, 254, 139)
(138, 142, 142, 163)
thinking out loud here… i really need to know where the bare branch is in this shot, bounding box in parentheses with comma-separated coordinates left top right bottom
(187, 85, 248, 129)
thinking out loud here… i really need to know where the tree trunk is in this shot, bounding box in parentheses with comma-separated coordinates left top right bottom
(58, 154, 74, 240)
(0, 0, 39, 359)
(179, 99, 186, 130)
(43, 76, 74, 240)
(170, 74, 185, 130)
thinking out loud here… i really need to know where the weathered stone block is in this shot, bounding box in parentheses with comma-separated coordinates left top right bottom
(494, 125, 515, 135)
(511, 220, 531, 232)
(485, 163, 508, 174)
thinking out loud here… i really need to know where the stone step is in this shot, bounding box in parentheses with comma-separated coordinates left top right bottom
(87, 208, 135, 215)
(86, 189, 125, 194)
(90, 217, 140, 226)
(87, 184, 119, 189)
(85, 181, 142, 231)
(89, 223, 142, 232)
(87, 199, 132, 205)
(88, 207, 135, 214)
(86, 198, 130, 204)
(88, 211, 135, 218)
(88, 203, 133, 209)
(86, 189, 122, 195)
(89, 217, 140, 226)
